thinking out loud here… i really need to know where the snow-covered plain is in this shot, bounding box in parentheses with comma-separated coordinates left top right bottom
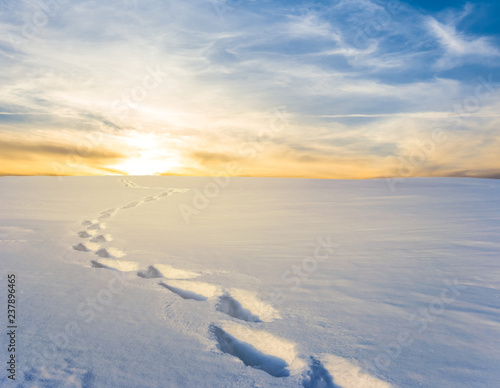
(0, 176, 499, 387)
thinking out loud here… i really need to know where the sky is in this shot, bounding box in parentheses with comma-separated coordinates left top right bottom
(0, 0, 499, 179)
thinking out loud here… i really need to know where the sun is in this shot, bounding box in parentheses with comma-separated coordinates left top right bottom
(110, 132, 179, 176)
(114, 155, 163, 175)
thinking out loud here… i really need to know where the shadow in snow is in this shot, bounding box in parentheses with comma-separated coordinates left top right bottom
(216, 294, 261, 322)
(137, 265, 163, 279)
(302, 357, 337, 388)
(158, 282, 207, 301)
(90, 260, 115, 270)
(210, 325, 290, 378)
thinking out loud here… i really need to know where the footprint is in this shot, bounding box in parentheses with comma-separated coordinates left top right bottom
(95, 247, 125, 258)
(312, 354, 392, 388)
(98, 209, 117, 219)
(159, 282, 208, 301)
(137, 264, 200, 279)
(137, 265, 163, 278)
(210, 324, 296, 378)
(95, 248, 111, 258)
(88, 222, 105, 231)
(91, 258, 139, 272)
(81, 220, 92, 226)
(90, 234, 110, 243)
(121, 178, 137, 188)
(78, 231, 92, 238)
(73, 242, 102, 252)
(158, 280, 220, 301)
(221, 289, 281, 323)
(301, 357, 336, 388)
(216, 293, 262, 323)
(91, 260, 107, 269)
(73, 243, 90, 252)
(24, 365, 93, 387)
(121, 178, 140, 188)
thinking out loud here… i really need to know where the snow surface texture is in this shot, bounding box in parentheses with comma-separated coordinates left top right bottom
(0, 176, 499, 387)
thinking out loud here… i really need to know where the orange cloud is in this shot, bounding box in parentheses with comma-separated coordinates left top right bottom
(0, 136, 126, 176)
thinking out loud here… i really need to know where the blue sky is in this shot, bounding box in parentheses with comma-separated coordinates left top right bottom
(0, 0, 499, 178)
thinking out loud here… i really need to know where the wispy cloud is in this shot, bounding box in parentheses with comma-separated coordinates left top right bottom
(427, 17, 499, 62)
(423, 3, 500, 69)
(0, 0, 499, 178)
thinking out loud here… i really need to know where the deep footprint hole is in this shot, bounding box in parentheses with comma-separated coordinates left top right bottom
(216, 294, 261, 322)
(158, 282, 207, 301)
(210, 325, 290, 378)
(302, 357, 337, 388)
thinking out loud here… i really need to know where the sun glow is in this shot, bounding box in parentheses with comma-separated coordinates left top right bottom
(110, 132, 179, 176)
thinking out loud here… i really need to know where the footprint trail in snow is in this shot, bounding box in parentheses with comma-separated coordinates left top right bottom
(69, 177, 391, 387)
(72, 177, 189, 258)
